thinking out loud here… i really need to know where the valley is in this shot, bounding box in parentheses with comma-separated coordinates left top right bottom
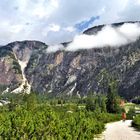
(0, 22, 140, 139)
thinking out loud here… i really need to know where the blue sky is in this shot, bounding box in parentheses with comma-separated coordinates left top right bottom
(75, 16, 100, 32)
(0, 0, 140, 45)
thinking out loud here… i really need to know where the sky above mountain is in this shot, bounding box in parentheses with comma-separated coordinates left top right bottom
(0, 0, 140, 45)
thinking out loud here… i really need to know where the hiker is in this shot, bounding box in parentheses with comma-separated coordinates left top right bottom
(122, 112, 126, 122)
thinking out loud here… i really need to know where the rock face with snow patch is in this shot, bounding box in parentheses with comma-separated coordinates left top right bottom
(0, 41, 47, 93)
(1, 22, 140, 99)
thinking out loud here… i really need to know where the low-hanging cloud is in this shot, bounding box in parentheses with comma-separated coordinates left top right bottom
(66, 23, 140, 51)
(46, 44, 64, 53)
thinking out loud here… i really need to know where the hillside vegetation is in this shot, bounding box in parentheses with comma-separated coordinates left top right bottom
(0, 92, 122, 140)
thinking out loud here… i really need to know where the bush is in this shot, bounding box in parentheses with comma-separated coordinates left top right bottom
(85, 98, 95, 111)
(127, 108, 136, 119)
(0, 94, 122, 139)
(132, 115, 140, 130)
(94, 113, 121, 123)
(0, 105, 106, 139)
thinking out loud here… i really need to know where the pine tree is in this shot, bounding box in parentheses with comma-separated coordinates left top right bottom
(85, 98, 95, 111)
(23, 93, 37, 110)
(101, 97, 107, 113)
(106, 79, 121, 113)
(94, 97, 101, 113)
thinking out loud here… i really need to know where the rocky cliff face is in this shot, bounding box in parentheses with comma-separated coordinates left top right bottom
(0, 41, 47, 93)
(1, 22, 140, 99)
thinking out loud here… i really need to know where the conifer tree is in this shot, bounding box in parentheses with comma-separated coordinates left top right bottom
(106, 79, 121, 113)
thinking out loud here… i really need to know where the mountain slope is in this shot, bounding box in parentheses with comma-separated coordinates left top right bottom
(0, 22, 140, 99)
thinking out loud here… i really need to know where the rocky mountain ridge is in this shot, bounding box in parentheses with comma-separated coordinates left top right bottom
(0, 22, 140, 99)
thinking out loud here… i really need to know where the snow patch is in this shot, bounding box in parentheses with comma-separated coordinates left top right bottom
(67, 83, 77, 96)
(2, 87, 9, 94)
(76, 91, 81, 98)
(65, 75, 77, 86)
(11, 59, 31, 94)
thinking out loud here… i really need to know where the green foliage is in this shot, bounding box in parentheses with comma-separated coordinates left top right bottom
(12, 60, 22, 74)
(132, 115, 140, 130)
(85, 98, 95, 111)
(85, 95, 107, 113)
(127, 108, 136, 119)
(0, 106, 105, 139)
(0, 94, 122, 139)
(100, 97, 107, 113)
(0, 47, 12, 57)
(106, 79, 121, 113)
(58, 99, 62, 104)
(0, 85, 7, 94)
(23, 93, 37, 110)
(95, 113, 121, 123)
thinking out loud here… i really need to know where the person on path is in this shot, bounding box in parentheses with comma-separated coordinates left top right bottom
(122, 112, 126, 122)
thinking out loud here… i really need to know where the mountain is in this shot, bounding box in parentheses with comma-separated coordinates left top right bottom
(0, 22, 140, 100)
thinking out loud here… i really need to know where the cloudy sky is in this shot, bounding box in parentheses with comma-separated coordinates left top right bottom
(0, 0, 140, 45)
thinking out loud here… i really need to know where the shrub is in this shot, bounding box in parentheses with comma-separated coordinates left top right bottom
(127, 108, 136, 119)
(132, 115, 140, 130)
(0, 94, 122, 139)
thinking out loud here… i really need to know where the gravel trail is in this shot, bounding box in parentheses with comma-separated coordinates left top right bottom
(95, 120, 140, 140)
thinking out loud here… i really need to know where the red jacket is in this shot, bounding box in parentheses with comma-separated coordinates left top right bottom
(122, 112, 126, 119)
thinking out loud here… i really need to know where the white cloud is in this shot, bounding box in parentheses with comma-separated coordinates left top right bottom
(119, 0, 140, 22)
(0, 0, 140, 45)
(32, 7, 47, 19)
(10, 25, 24, 33)
(118, 23, 140, 41)
(51, 0, 59, 8)
(48, 24, 61, 32)
(66, 23, 140, 51)
(136, 0, 140, 5)
(47, 44, 64, 53)
(64, 26, 75, 32)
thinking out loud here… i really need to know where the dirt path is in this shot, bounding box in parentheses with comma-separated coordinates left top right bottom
(95, 120, 140, 140)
